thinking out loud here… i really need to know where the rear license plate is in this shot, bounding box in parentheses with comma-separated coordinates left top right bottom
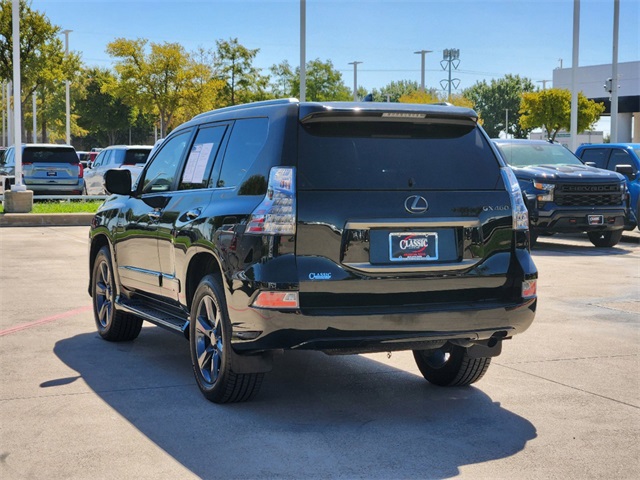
(47, 171, 57, 177)
(588, 215, 604, 225)
(389, 232, 438, 262)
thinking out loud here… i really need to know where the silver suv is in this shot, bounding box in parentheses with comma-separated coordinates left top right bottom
(84, 145, 151, 195)
(1, 144, 84, 195)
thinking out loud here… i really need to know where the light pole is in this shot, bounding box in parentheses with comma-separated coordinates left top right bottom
(569, 0, 579, 151)
(610, 0, 620, 143)
(32, 90, 37, 142)
(299, 0, 306, 102)
(62, 29, 72, 146)
(505, 109, 509, 139)
(348, 61, 362, 101)
(414, 49, 432, 92)
(537, 80, 551, 90)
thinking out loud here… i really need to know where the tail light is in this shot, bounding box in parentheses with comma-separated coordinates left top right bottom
(246, 167, 296, 235)
(501, 167, 529, 230)
(78, 163, 84, 178)
(251, 291, 299, 309)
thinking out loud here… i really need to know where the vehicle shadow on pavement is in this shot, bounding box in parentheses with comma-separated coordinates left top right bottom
(52, 327, 537, 479)
(532, 240, 634, 257)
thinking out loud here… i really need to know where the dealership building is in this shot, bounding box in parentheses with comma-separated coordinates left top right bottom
(552, 61, 640, 144)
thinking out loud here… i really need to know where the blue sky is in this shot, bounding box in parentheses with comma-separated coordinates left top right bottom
(31, 0, 639, 94)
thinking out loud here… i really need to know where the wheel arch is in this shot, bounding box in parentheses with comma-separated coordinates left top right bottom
(185, 252, 224, 312)
(88, 233, 112, 296)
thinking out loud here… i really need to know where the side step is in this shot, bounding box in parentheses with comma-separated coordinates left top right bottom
(116, 297, 189, 337)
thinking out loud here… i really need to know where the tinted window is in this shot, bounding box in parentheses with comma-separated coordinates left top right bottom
(497, 143, 582, 168)
(141, 131, 191, 193)
(23, 147, 78, 164)
(217, 118, 269, 189)
(123, 149, 151, 166)
(179, 126, 226, 190)
(608, 149, 637, 173)
(299, 121, 500, 190)
(579, 148, 609, 168)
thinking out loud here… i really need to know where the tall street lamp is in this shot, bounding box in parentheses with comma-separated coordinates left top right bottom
(62, 29, 72, 146)
(414, 49, 432, 91)
(348, 61, 362, 101)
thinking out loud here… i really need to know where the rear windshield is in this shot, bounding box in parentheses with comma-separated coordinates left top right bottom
(298, 121, 501, 190)
(23, 147, 78, 164)
(497, 143, 583, 167)
(123, 149, 151, 165)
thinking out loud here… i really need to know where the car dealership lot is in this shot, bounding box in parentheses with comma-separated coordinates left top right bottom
(1, 227, 638, 479)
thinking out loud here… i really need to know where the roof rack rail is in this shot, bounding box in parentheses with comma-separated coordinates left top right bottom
(191, 98, 299, 120)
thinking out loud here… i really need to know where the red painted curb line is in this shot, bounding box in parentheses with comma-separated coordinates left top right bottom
(0, 305, 92, 337)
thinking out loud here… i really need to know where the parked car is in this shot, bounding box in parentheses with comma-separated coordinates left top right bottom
(89, 99, 537, 403)
(84, 145, 152, 195)
(1, 144, 84, 195)
(494, 139, 630, 247)
(575, 143, 640, 229)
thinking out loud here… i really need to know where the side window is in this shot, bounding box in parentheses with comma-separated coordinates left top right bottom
(92, 150, 106, 168)
(179, 125, 227, 190)
(141, 130, 191, 193)
(579, 148, 609, 168)
(103, 150, 114, 166)
(5, 148, 15, 165)
(608, 149, 637, 173)
(216, 118, 269, 189)
(111, 149, 125, 165)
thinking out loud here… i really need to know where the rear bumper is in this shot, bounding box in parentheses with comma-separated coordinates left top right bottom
(24, 179, 84, 195)
(230, 297, 537, 353)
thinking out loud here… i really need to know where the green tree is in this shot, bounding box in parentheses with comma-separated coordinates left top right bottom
(215, 38, 269, 106)
(463, 74, 535, 138)
(106, 38, 220, 137)
(74, 67, 136, 146)
(289, 58, 351, 101)
(519, 88, 605, 141)
(269, 60, 294, 98)
(0, 0, 81, 141)
(370, 80, 420, 102)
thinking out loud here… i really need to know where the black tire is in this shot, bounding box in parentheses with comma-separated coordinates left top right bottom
(91, 246, 143, 341)
(413, 343, 491, 387)
(587, 229, 623, 248)
(82, 183, 88, 196)
(189, 275, 263, 403)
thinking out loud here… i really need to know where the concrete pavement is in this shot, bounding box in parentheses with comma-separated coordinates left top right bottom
(0, 227, 638, 479)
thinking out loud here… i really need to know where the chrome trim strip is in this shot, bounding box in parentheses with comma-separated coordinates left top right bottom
(343, 258, 481, 274)
(345, 218, 480, 229)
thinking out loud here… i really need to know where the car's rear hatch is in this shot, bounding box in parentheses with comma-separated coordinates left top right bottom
(295, 104, 516, 311)
(23, 146, 80, 185)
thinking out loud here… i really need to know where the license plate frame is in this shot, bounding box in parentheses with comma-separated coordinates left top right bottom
(588, 214, 604, 226)
(389, 232, 438, 262)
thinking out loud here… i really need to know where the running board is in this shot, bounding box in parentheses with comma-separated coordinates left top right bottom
(116, 297, 189, 337)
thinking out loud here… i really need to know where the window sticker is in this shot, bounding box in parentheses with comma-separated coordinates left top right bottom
(183, 142, 214, 184)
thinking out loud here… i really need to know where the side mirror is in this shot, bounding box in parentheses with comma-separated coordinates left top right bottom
(615, 164, 636, 178)
(104, 169, 132, 195)
(584, 161, 597, 168)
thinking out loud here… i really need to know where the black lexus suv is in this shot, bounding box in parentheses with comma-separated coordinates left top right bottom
(88, 99, 537, 403)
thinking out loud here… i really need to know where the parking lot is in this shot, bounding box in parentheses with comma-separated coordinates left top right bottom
(1, 226, 638, 479)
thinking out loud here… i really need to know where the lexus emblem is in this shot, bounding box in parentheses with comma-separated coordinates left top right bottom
(404, 195, 428, 214)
